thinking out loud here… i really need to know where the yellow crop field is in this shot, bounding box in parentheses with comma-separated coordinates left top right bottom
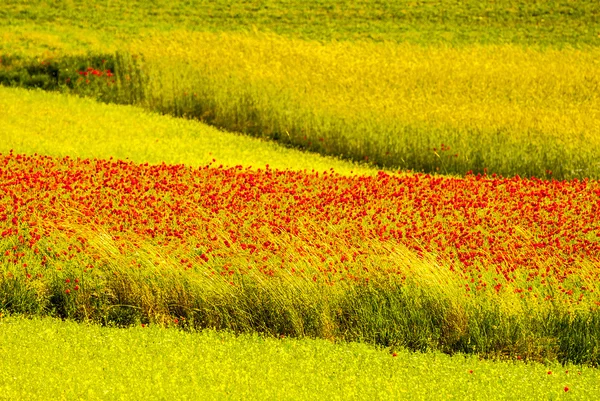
(116, 32, 600, 178)
(0, 86, 374, 175)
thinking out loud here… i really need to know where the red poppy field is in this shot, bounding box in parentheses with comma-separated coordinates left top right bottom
(1, 151, 599, 365)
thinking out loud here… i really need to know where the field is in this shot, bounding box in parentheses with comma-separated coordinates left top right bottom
(1, 0, 600, 399)
(2, 316, 600, 400)
(0, 86, 374, 174)
(3, 29, 600, 179)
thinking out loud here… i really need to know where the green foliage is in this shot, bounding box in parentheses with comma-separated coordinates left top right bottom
(0, 54, 115, 98)
(0, 276, 45, 315)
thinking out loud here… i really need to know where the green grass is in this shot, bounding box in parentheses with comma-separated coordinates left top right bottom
(2, 0, 599, 47)
(1, 315, 599, 400)
(0, 86, 375, 175)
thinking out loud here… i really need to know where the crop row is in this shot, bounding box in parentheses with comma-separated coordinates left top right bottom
(2, 152, 599, 293)
(0, 86, 374, 175)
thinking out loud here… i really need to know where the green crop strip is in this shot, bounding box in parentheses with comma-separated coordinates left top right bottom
(2, 0, 599, 47)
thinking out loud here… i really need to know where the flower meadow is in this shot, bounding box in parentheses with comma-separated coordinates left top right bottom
(2, 1, 600, 398)
(1, 152, 599, 365)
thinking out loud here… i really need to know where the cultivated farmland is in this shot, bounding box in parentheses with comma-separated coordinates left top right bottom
(1, 0, 599, 399)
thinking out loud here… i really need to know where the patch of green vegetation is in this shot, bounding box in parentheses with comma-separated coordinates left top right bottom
(1, 316, 598, 400)
(0, 86, 375, 175)
(121, 35, 600, 179)
(1, 0, 599, 47)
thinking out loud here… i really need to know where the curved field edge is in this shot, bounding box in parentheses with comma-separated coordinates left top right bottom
(0, 86, 376, 175)
(2, 34, 599, 179)
(0, 316, 598, 401)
